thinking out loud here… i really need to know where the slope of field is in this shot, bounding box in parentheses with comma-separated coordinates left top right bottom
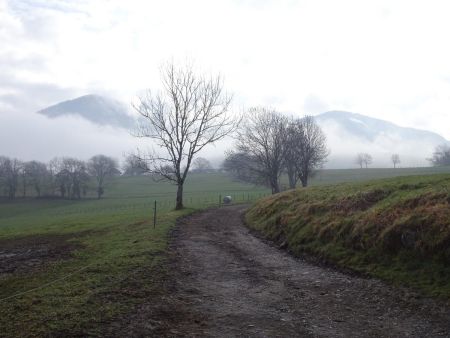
(246, 174, 450, 298)
(309, 166, 450, 186)
(0, 173, 269, 337)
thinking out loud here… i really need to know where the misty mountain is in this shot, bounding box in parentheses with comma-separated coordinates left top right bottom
(37, 94, 135, 128)
(315, 111, 449, 168)
(316, 111, 447, 144)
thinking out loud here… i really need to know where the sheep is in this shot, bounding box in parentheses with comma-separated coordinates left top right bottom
(223, 195, 232, 204)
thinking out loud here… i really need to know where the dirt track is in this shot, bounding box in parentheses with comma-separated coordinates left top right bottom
(122, 205, 450, 337)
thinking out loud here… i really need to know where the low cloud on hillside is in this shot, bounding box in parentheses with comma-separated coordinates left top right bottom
(320, 120, 437, 168)
(0, 111, 138, 162)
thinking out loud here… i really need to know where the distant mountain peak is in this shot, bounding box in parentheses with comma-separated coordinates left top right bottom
(37, 94, 135, 128)
(314, 110, 449, 168)
(316, 110, 447, 143)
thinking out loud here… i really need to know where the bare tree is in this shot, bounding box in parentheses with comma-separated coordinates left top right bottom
(48, 157, 66, 197)
(428, 144, 450, 166)
(355, 153, 365, 169)
(57, 158, 89, 199)
(356, 153, 372, 168)
(223, 151, 268, 186)
(88, 155, 118, 199)
(20, 164, 30, 197)
(286, 116, 328, 188)
(234, 107, 288, 194)
(284, 119, 301, 189)
(191, 157, 213, 173)
(24, 161, 48, 197)
(363, 153, 373, 168)
(122, 154, 146, 176)
(133, 62, 236, 209)
(391, 154, 401, 168)
(0, 156, 21, 199)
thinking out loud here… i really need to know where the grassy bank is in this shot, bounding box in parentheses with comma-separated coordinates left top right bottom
(246, 174, 450, 299)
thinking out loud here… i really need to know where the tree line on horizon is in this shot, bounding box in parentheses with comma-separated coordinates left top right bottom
(354, 144, 450, 169)
(0, 155, 119, 200)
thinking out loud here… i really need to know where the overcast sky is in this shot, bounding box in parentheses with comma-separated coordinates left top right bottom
(1, 0, 450, 162)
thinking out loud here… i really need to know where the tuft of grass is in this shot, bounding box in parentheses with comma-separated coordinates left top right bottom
(246, 174, 450, 299)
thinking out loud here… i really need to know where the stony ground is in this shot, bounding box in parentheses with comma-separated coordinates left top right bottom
(118, 205, 450, 337)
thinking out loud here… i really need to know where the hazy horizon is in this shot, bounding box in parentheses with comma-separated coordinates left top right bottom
(2, 0, 450, 168)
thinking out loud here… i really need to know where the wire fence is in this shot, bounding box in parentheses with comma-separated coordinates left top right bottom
(0, 189, 271, 304)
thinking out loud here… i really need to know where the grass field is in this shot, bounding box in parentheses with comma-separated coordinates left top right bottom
(309, 166, 450, 186)
(247, 173, 450, 299)
(0, 173, 269, 337)
(1, 167, 449, 336)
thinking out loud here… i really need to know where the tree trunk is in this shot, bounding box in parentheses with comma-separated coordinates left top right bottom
(97, 186, 103, 199)
(175, 183, 184, 210)
(270, 177, 280, 194)
(287, 165, 296, 189)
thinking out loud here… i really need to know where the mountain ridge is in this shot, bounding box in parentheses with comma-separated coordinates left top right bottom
(314, 110, 448, 167)
(315, 110, 448, 144)
(37, 94, 135, 128)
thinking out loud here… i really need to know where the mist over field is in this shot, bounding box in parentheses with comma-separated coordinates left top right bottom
(1, 95, 445, 168)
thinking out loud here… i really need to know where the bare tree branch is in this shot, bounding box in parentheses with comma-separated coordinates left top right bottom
(132, 61, 238, 209)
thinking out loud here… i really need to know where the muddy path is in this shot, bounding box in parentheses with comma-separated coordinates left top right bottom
(123, 205, 450, 337)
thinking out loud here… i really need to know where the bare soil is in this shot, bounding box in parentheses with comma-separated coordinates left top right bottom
(118, 205, 450, 337)
(0, 234, 81, 278)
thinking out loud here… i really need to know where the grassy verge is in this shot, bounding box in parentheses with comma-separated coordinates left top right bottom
(246, 174, 450, 299)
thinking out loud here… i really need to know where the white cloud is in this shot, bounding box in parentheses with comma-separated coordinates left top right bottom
(1, 0, 450, 163)
(0, 110, 138, 162)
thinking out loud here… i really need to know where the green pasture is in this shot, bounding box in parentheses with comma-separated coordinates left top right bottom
(0, 173, 269, 337)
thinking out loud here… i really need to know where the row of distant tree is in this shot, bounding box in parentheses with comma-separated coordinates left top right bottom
(355, 144, 450, 169)
(0, 155, 119, 200)
(0, 153, 221, 200)
(355, 153, 400, 168)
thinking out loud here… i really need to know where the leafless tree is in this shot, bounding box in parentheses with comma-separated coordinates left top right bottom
(355, 153, 365, 169)
(122, 154, 146, 176)
(234, 107, 288, 194)
(284, 120, 301, 189)
(24, 161, 48, 197)
(20, 164, 29, 197)
(48, 157, 66, 197)
(0, 156, 21, 199)
(88, 155, 118, 199)
(285, 116, 328, 188)
(391, 154, 401, 168)
(191, 157, 213, 173)
(428, 144, 450, 166)
(223, 151, 268, 186)
(356, 153, 372, 168)
(56, 158, 89, 199)
(363, 153, 373, 168)
(133, 62, 236, 209)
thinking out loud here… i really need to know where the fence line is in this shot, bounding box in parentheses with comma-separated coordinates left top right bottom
(0, 190, 271, 303)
